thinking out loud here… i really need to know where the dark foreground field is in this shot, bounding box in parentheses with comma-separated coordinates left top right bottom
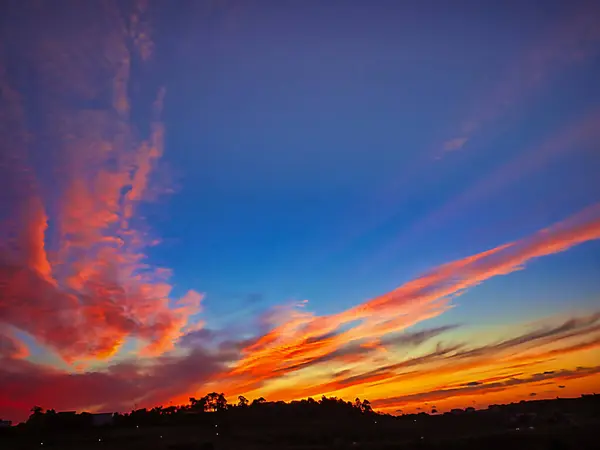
(1, 421, 598, 450)
(2, 395, 598, 450)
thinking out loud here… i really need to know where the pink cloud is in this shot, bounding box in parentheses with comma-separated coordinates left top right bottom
(0, 1, 203, 363)
(442, 137, 468, 152)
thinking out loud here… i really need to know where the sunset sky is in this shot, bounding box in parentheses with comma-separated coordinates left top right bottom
(1, 0, 600, 423)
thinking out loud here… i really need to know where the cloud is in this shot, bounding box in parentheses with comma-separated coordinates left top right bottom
(0, 345, 234, 424)
(2, 1, 600, 423)
(0, 0, 204, 363)
(371, 366, 600, 408)
(380, 312, 600, 383)
(381, 325, 459, 348)
(178, 328, 218, 347)
(442, 137, 468, 152)
(0, 331, 28, 360)
(238, 307, 600, 406)
(440, 1, 600, 157)
(214, 205, 600, 399)
(447, 313, 600, 362)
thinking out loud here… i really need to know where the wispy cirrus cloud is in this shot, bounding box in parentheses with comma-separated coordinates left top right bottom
(262, 310, 600, 408)
(372, 108, 600, 275)
(442, 137, 469, 152)
(440, 1, 600, 155)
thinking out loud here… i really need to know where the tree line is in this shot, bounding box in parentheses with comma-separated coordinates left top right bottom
(19, 394, 375, 430)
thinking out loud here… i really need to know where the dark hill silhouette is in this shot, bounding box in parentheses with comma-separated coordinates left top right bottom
(1, 393, 599, 449)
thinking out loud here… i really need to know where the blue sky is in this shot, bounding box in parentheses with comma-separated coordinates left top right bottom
(1, 0, 599, 422)
(141, 0, 600, 323)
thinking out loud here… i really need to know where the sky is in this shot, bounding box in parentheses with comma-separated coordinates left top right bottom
(1, 0, 600, 423)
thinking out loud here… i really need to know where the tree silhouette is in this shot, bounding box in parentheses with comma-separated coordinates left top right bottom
(216, 393, 228, 412)
(237, 395, 249, 408)
(189, 397, 205, 412)
(361, 399, 373, 413)
(201, 392, 228, 412)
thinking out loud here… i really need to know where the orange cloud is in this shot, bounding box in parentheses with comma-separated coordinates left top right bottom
(371, 366, 600, 410)
(213, 205, 600, 403)
(251, 311, 600, 410)
(20, 198, 53, 280)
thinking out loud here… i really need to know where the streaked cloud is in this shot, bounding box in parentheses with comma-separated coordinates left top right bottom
(372, 366, 600, 409)
(214, 205, 600, 401)
(261, 310, 600, 409)
(440, 1, 600, 155)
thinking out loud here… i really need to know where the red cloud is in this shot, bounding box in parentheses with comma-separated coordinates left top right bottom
(0, 331, 28, 360)
(0, 1, 203, 363)
(0, 347, 232, 425)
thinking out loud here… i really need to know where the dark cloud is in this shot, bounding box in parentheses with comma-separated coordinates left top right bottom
(312, 342, 466, 390)
(305, 330, 341, 345)
(0, 345, 237, 424)
(178, 328, 217, 347)
(381, 324, 459, 348)
(529, 392, 537, 397)
(333, 369, 352, 378)
(218, 335, 263, 353)
(277, 327, 465, 379)
(372, 366, 600, 408)
(236, 312, 600, 400)
(448, 312, 600, 362)
(558, 385, 566, 389)
(379, 342, 466, 374)
(0, 331, 26, 359)
(270, 340, 376, 375)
